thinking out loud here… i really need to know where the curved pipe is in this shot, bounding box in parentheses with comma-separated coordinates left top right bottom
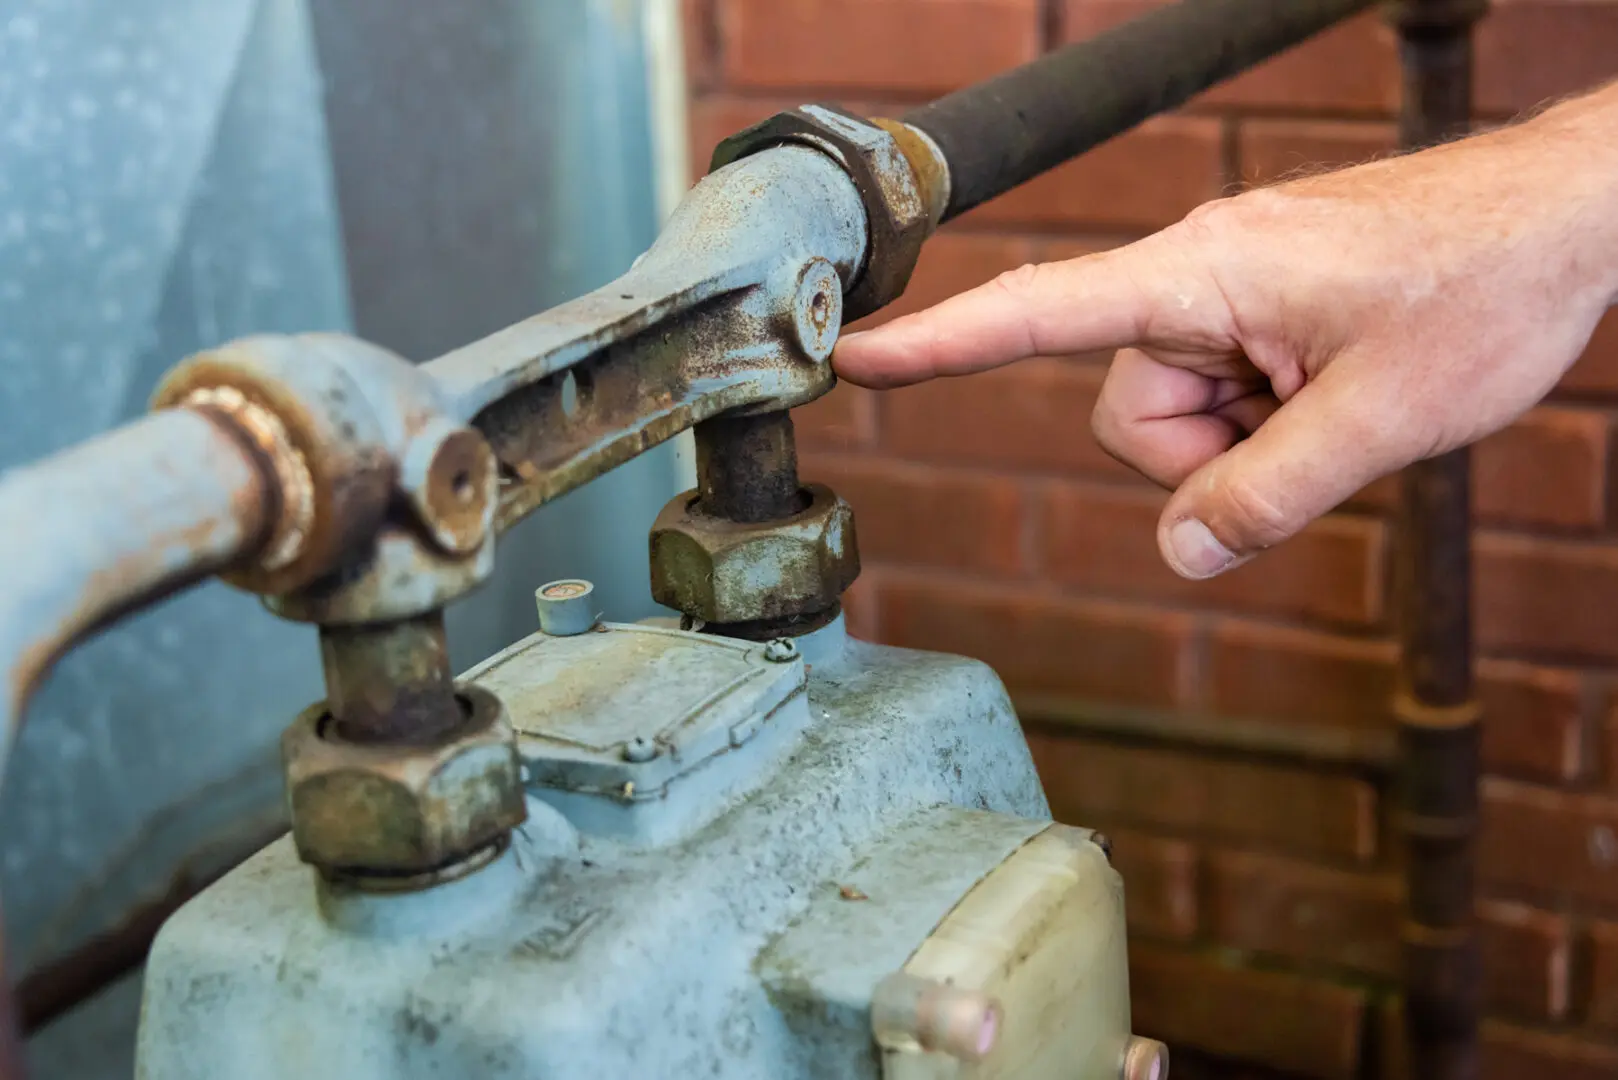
(0, 407, 271, 1074)
(0, 407, 273, 774)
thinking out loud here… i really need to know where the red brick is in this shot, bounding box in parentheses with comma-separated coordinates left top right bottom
(1342, 411, 1608, 528)
(962, 116, 1224, 231)
(1205, 850, 1398, 976)
(1062, 3, 1399, 114)
(1043, 484, 1386, 626)
(1344, 473, 1399, 514)
(1204, 854, 1570, 1021)
(1474, 407, 1609, 530)
(716, 0, 1040, 94)
(1238, 120, 1398, 188)
(850, 232, 1035, 331)
(1480, 1022, 1618, 1080)
(687, 94, 780, 181)
(1477, 899, 1573, 1023)
(1129, 943, 1367, 1079)
(793, 382, 876, 452)
(1027, 730, 1379, 861)
(880, 358, 1143, 480)
(1108, 828, 1199, 941)
(799, 454, 1027, 576)
(883, 576, 1191, 708)
(840, 571, 879, 640)
(1563, 308, 1618, 397)
(1481, 778, 1618, 907)
(1204, 609, 1582, 784)
(682, 0, 717, 90)
(1478, 660, 1585, 784)
(1475, 0, 1618, 116)
(1476, 533, 1618, 662)
(1033, 236, 1133, 265)
(1207, 621, 1395, 733)
(1588, 918, 1618, 1034)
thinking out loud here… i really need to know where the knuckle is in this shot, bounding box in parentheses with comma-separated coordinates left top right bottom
(1218, 476, 1300, 548)
(989, 262, 1048, 302)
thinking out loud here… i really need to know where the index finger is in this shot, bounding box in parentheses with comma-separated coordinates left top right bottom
(831, 233, 1206, 389)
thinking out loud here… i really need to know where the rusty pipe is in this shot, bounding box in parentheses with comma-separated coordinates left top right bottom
(694, 411, 808, 524)
(0, 407, 274, 771)
(903, 0, 1377, 221)
(318, 612, 461, 745)
(0, 405, 276, 1077)
(1391, 3, 1488, 1079)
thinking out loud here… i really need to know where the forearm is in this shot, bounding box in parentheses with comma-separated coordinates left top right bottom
(1441, 80, 1618, 308)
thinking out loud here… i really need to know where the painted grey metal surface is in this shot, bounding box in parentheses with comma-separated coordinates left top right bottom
(306, 0, 695, 668)
(1, 0, 343, 985)
(758, 806, 1053, 1076)
(137, 625, 1066, 1078)
(468, 623, 811, 845)
(6, 1, 687, 1074)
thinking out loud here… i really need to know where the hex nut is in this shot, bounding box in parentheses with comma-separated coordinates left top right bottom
(710, 104, 933, 321)
(282, 684, 526, 877)
(649, 482, 860, 626)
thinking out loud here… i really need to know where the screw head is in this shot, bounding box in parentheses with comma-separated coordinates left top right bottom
(622, 736, 658, 763)
(762, 638, 799, 663)
(401, 421, 497, 554)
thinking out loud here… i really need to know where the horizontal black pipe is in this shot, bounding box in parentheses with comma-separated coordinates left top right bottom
(904, 0, 1377, 221)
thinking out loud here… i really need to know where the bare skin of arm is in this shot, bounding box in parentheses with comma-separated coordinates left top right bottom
(833, 84, 1618, 579)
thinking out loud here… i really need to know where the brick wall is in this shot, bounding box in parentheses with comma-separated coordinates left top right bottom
(683, 1, 1618, 1076)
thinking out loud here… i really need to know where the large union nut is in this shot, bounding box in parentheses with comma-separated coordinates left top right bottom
(650, 483, 860, 625)
(709, 104, 943, 321)
(283, 684, 526, 877)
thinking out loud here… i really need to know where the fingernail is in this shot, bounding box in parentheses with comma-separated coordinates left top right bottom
(836, 330, 867, 346)
(1167, 518, 1236, 579)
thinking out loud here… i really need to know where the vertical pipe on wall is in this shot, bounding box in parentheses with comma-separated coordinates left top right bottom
(1390, 2, 1487, 1078)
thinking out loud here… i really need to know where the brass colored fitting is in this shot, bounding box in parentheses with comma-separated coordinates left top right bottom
(282, 684, 525, 882)
(649, 482, 859, 627)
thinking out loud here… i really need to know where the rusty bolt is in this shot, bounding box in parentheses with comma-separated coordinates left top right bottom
(649, 483, 859, 626)
(1121, 1037, 1170, 1080)
(282, 684, 526, 880)
(400, 418, 497, 555)
(786, 257, 843, 363)
(710, 104, 937, 321)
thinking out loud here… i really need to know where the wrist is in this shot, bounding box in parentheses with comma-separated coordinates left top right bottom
(1514, 83, 1618, 306)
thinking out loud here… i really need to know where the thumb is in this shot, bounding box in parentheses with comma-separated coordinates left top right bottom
(1157, 362, 1404, 579)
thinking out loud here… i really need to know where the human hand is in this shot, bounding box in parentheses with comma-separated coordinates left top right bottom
(833, 90, 1618, 579)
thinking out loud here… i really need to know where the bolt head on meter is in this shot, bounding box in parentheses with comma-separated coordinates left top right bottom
(535, 579, 598, 636)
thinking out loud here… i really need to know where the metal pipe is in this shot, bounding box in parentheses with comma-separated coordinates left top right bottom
(694, 411, 807, 523)
(0, 406, 274, 1078)
(1391, 3, 1487, 1078)
(319, 612, 461, 745)
(0, 408, 274, 771)
(902, 0, 1377, 221)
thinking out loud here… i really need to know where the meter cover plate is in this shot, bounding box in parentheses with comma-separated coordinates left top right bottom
(464, 623, 804, 800)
